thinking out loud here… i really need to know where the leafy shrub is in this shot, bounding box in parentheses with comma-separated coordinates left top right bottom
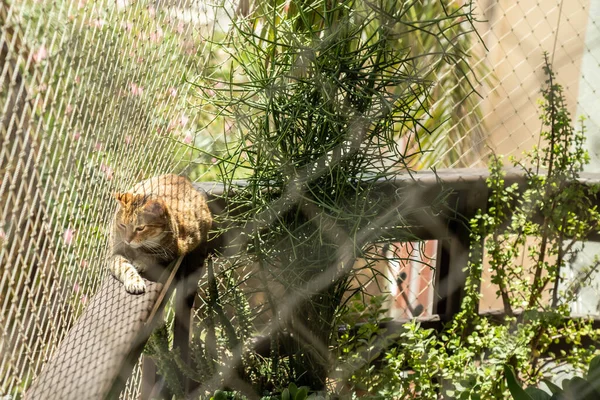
(329, 55, 600, 399)
(505, 355, 600, 400)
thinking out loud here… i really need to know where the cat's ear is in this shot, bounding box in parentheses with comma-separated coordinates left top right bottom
(113, 192, 133, 206)
(143, 198, 166, 215)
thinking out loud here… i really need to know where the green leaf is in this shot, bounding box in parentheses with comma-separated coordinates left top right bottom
(563, 376, 600, 400)
(282, 388, 290, 400)
(589, 355, 600, 394)
(504, 365, 534, 400)
(542, 379, 563, 395)
(524, 387, 552, 400)
(295, 387, 308, 400)
(588, 355, 600, 380)
(213, 390, 228, 400)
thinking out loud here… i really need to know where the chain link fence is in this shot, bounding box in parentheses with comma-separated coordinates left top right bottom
(2, 0, 600, 397)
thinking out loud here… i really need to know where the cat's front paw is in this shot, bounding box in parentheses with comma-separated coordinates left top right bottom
(124, 276, 146, 294)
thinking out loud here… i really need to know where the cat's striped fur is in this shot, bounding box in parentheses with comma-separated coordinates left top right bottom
(108, 174, 212, 294)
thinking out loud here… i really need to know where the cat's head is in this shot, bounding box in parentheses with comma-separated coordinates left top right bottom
(113, 192, 170, 249)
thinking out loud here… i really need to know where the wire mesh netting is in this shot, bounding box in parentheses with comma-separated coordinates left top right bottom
(1, 0, 217, 395)
(2, 0, 600, 398)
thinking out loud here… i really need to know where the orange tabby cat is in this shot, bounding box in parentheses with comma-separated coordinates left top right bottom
(108, 174, 212, 294)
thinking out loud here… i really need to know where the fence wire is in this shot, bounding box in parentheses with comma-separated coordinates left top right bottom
(455, 1, 599, 169)
(2, 0, 600, 398)
(0, 0, 215, 395)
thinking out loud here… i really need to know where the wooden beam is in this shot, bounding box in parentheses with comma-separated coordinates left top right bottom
(25, 168, 600, 398)
(25, 276, 168, 400)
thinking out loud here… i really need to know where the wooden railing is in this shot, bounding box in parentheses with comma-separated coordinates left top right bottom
(25, 169, 600, 399)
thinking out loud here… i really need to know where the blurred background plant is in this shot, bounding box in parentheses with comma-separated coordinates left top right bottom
(138, 0, 491, 397)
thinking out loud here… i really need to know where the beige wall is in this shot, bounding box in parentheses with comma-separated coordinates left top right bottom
(471, 1, 592, 311)
(475, 0, 589, 163)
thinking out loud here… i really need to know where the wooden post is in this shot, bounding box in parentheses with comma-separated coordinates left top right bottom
(172, 241, 208, 395)
(433, 189, 487, 321)
(140, 356, 157, 400)
(173, 275, 197, 395)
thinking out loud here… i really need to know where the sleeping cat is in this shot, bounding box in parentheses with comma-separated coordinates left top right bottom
(108, 174, 212, 294)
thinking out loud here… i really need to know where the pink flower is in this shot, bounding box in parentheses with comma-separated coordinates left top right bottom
(185, 44, 195, 55)
(74, 75, 81, 84)
(94, 142, 103, 151)
(179, 114, 189, 127)
(116, 0, 128, 10)
(0, 228, 6, 243)
(129, 82, 144, 96)
(125, 135, 132, 145)
(81, 294, 88, 305)
(65, 104, 74, 116)
(283, 0, 290, 13)
(180, 39, 196, 55)
(33, 46, 48, 63)
(148, 6, 156, 17)
(91, 18, 106, 29)
(167, 119, 178, 132)
(73, 131, 82, 140)
(73, 282, 80, 293)
(149, 27, 164, 43)
(183, 132, 193, 144)
(63, 228, 75, 246)
(81, 260, 88, 268)
(168, 87, 178, 97)
(100, 163, 113, 180)
(121, 21, 133, 31)
(77, 0, 86, 9)
(176, 21, 185, 34)
(211, 157, 217, 164)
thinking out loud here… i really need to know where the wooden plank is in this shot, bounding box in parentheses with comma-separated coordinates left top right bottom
(25, 276, 168, 400)
(194, 169, 600, 243)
